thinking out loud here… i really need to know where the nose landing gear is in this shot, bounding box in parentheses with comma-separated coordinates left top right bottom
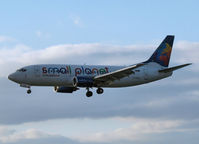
(27, 89, 31, 94)
(20, 84, 31, 94)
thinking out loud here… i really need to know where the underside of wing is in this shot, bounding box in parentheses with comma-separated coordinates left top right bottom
(94, 63, 144, 83)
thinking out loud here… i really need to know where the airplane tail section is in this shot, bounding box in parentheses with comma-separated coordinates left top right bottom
(146, 35, 174, 67)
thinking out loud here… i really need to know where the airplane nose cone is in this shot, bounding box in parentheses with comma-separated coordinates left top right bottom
(8, 73, 15, 81)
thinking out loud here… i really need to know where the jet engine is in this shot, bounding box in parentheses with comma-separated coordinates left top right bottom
(54, 86, 78, 93)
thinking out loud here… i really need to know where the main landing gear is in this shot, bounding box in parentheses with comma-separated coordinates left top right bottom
(86, 91, 93, 97)
(86, 87, 104, 97)
(96, 87, 103, 94)
(86, 87, 93, 97)
(27, 89, 31, 94)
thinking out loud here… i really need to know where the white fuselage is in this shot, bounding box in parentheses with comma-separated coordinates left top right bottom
(8, 62, 172, 88)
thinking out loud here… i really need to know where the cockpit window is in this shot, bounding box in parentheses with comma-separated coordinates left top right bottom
(17, 68, 27, 72)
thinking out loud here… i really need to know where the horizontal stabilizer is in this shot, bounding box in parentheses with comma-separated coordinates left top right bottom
(159, 63, 192, 73)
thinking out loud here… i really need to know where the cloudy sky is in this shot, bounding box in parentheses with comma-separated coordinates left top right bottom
(0, 0, 199, 144)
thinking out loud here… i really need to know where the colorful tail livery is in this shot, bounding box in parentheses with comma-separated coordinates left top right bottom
(146, 35, 174, 67)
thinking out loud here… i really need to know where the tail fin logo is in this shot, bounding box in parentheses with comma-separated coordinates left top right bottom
(146, 35, 174, 67)
(158, 43, 172, 66)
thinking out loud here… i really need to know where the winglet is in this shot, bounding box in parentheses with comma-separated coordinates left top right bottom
(146, 35, 174, 67)
(159, 63, 192, 73)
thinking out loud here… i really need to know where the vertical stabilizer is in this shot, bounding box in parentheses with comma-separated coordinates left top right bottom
(146, 35, 174, 67)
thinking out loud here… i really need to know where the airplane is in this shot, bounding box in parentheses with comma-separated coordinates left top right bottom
(8, 35, 191, 97)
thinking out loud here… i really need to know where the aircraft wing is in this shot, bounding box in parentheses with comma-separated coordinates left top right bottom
(94, 63, 144, 82)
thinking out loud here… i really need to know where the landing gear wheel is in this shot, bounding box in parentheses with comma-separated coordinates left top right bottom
(86, 91, 93, 97)
(27, 89, 31, 94)
(96, 88, 104, 94)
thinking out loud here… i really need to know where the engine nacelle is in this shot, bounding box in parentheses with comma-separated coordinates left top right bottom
(54, 86, 78, 93)
(74, 76, 94, 87)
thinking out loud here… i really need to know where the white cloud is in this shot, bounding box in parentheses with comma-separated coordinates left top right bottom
(72, 118, 184, 143)
(0, 128, 53, 143)
(174, 41, 199, 66)
(0, 40, 198, 77)
(0, 127, 15, 137)
(1, 117, 197, 144)
(0, 36, 15, 43)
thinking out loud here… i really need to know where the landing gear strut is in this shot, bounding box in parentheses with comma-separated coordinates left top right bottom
(96, 87, 104, 94)
(20, 84, 31, 94)
(86, 88, 93, 97)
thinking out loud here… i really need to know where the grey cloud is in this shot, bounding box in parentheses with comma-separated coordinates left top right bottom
(0, 40, 198, 125)
(0, 69, 198, 124)
(3, 137, 79, 144)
